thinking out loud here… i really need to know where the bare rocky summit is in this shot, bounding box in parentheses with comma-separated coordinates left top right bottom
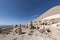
(0, 6, 60, 40)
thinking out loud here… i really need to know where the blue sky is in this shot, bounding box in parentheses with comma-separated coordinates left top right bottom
(0, 0, 60, 25)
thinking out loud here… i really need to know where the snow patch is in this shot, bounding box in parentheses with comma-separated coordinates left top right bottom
(42, 14, 60, 20)
(52, 23, 60, 28)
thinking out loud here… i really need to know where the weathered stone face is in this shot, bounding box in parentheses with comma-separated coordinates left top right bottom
(27, 6, 60, 29)
(12, 24, 22, 35)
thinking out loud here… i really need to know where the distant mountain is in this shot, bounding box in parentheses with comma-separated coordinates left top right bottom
(0, 25, 13, 28)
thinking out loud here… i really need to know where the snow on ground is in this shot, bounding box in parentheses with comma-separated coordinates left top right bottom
(42, 14, 60, 20)
(52, 23, 60, 28)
